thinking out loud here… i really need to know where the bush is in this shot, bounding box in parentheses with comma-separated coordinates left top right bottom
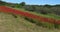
(11, 14, 17, 18)
(24, 17, 36, 23)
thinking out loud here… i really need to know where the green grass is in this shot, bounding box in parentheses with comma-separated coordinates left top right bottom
(26, 11, 60, 20)
(24, 16, 60, 29)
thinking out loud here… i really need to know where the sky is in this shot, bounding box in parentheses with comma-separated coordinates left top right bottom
(2, 0, 60, 5)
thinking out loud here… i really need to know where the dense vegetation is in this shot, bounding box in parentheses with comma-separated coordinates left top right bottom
(0, 0, 60, 16)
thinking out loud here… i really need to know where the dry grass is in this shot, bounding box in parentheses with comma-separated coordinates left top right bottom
(0, 12, 60, 32)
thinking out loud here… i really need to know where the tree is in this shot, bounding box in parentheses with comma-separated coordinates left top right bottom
(0, 0, 6, 5)
(20, 2, 26, 6)
(43, 4, 52, 8)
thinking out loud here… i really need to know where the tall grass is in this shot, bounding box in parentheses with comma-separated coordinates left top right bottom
(24, 16, 60, 29)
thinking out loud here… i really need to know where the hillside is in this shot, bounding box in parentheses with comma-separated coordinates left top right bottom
(0, 11, 60, 32)
(0, 0, 60, 32)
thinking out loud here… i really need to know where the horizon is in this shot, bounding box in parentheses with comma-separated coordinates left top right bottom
(1, 0, 60, 5)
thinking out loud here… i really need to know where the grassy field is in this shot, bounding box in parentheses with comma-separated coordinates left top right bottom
(0, 12, 60, 32)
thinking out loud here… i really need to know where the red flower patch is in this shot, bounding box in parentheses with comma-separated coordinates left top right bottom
(0, 6, 60, 24)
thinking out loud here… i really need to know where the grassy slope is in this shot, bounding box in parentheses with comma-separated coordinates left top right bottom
(14, 8, 60, 20)
(0, 12, 60, 32)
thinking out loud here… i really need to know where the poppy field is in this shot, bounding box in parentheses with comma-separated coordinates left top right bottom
(0, 6, 60, 25)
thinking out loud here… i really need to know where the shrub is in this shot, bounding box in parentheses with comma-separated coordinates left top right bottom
(24, 17, 36, 23)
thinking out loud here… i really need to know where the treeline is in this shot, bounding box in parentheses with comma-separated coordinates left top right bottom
(0, 0, 25, 8)
(23, 5, 60, 15)
(0, 0, 60, 15)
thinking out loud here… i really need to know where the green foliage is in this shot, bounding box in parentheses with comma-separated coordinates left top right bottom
(0, 0, 6, 6)
(24, 17, 59, 29)
(24, 5, 60, 15)
(12, 14, 17, 18)
(24, 17, 36, 23)
(19, 2, 26, 6)
(1, 0, 60, 16)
